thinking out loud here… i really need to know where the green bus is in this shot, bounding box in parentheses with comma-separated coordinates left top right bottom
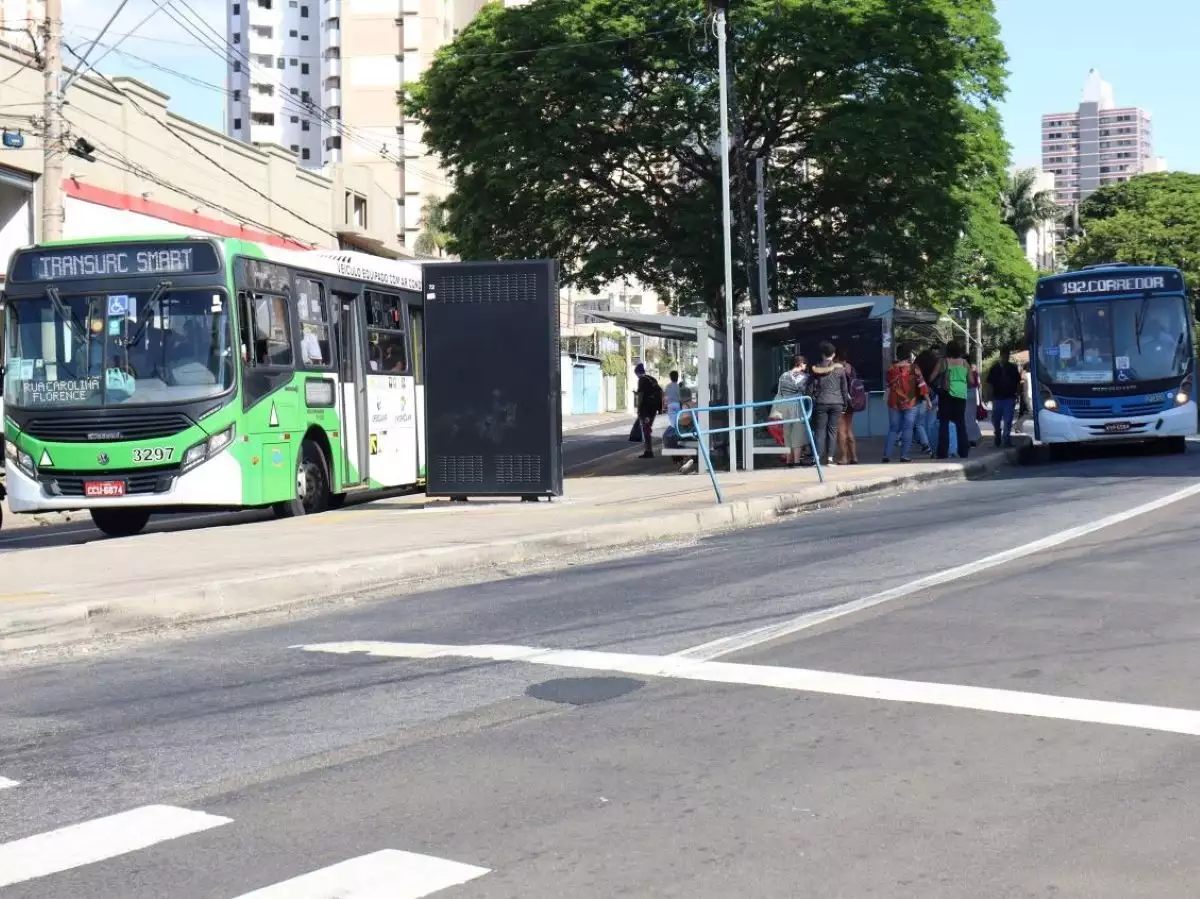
(2, 235, 428, 537)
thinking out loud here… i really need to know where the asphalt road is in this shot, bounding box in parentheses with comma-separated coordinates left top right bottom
(3, 446, 1200, 897)
(0, 421, 632, 553)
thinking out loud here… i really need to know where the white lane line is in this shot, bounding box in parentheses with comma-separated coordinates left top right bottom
(676, 478, 1200, 661)
(296, 641, 1200, 738)
(0, 776, 19, 790)
(230, 849, 490, 899)
(0, 804, 232, 888)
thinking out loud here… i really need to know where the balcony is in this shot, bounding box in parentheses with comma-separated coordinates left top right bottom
(324, 87, 341, 107)
(325, 26, 340, 46)
(325, 56, 341, 77)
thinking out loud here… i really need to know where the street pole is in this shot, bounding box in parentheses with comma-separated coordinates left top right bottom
(755, 156, 769, 315)
(974, 316, 983, 371)
(715, 3, 738, 473)
(41, 0, 64, 242)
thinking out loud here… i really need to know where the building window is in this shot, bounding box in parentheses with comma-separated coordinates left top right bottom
(232, 3, 240, 13)
(257, 0, 272, 7)
(289, 29, 298, 37)
(302, 148, 311, 160)
(290, 87, 298, 95)
(232, 32, 241, 43)
(256, 54, 272, 66)
(301, 120, 310, 131)
(324, 76, 340, 90)
(291, 144, 300, 153)
(301, 4, 309, 16)
(290, 115, 299, 123)
(252, 25, 272, 38)
(301, 90, 311, 103)
(300, 62, 310, 74)
(254, 83, 274, 95)
(301, 34, 309, 40)
(233, 117, 242, 130)
(250, 112, 275, 126)
(233, 61, 242, 73)
(290, 58, 297, 66)
(233, 89, 241, 101)
(326, 135, 342, 150)
(277, 57, 285, 69)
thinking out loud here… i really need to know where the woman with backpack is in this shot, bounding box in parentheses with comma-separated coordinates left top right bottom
(834, 347, 864, 464)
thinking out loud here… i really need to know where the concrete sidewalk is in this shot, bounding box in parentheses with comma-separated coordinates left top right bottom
(0, 441, 1016, 654)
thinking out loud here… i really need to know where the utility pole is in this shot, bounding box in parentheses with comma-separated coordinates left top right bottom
(41, 0, 65, 242)
(755, 157, 769, 314)
(714, 0, 738, 473)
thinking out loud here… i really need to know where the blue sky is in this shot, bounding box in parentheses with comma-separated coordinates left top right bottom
(67, 0, 1199, 173)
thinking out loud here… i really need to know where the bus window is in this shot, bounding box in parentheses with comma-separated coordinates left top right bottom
(295, 277, 331, 369)
(250, 295, 294, 367)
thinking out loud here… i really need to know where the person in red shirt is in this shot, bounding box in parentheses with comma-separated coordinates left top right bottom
(883, 344, 932, 463)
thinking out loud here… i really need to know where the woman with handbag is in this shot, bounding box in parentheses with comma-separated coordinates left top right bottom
(930, 341, 971, 460)
(773, 354, 810, 467)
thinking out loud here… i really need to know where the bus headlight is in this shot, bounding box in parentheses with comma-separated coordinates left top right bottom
(4, 439, 35, 478)
(1176, 392, 1189, 405)
(181, 424, 236, 473)
(1043, 398, 1059, 411)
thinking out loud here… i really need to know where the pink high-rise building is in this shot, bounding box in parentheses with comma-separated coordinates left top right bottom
(1041, 70, 1165, 209)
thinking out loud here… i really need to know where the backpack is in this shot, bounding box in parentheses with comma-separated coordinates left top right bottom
(640, 376, 664, 412)
(847, 365, 867, 412)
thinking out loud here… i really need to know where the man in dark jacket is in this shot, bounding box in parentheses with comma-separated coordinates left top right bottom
(634, 363, 662, 459)
(807, 341, 851, 466)
(986, 348, 1021, 447)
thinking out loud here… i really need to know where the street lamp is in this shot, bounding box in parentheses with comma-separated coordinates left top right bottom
(712, 0, 737, 472)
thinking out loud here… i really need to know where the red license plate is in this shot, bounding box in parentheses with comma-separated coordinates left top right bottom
(84, 480, 126, 498)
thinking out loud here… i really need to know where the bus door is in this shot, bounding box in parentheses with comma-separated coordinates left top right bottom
(333, 288, 369, 487)
(409, 304, 426, 481)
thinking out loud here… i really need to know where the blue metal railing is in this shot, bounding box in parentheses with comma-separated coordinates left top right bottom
(675, 396, 823, 503)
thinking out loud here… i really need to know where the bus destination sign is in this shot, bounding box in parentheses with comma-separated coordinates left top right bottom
(1038, 269, 1184, 299)
(9, 241, 220, 283)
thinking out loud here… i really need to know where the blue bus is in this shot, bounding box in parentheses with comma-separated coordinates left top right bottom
(1025, 263, 1196, 453)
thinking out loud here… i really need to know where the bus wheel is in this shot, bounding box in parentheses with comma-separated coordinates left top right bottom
(90, 508, 151, 538)
(275, 439, 331, 518)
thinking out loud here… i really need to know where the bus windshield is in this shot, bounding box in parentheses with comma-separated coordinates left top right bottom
(3, 288, 235, 408)
(1037, 294, 1190, 385)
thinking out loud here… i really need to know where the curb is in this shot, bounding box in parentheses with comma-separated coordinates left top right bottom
(0, 449, 1016, 655)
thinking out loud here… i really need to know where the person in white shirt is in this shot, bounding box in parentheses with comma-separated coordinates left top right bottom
(664, 370, 682, 410)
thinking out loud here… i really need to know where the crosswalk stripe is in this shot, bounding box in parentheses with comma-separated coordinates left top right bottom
(0, 804, 232, 888)
(229, 849, 491, 899)
(0, 777, 19, 790)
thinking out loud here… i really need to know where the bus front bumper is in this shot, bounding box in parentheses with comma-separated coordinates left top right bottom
(1037, 401, 1197, 443)
(4, 452, 244, 513)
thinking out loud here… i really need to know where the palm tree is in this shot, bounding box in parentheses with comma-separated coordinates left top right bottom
(412, 199, 451, 258)
(1002, 168, 1062, 240)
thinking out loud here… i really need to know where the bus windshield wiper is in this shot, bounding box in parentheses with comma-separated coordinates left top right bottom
(117, 280, 172, 349)
(1134, 293, 1152, 353)
(44, 286, 87, 349)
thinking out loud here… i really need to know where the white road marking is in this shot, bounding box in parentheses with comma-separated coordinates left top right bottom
(297, 641, 1200, 738)
(230, 849, 490, 899)
(676, 478, 1200, 660)
(0, 777, 19, 790)
(0, 804, 232, 888)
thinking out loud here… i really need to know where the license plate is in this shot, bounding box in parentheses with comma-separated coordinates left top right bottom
(84, 480, 126, 498)
(1103, 421, 1132, 433)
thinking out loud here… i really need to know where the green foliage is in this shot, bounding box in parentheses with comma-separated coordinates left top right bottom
(413, 198, 451, 258)
(916, 185, 1037, 322)
(1067, 172, 1200, 301)
(1002, 167, 1062, 239)
(408, 0, 1010, 323)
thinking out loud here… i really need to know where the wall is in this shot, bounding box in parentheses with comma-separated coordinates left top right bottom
(0, 42, 405, 258)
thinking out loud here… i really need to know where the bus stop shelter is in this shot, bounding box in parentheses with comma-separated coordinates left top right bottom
(592, 311, 730, 472)
(740, 296, 936, 470)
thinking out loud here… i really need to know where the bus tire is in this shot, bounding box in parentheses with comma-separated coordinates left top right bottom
(90, 508, 151, 538)
(275, 439, 331, 518)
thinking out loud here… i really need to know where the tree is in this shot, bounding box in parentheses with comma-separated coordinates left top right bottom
(407, 0, 1010, 324)
(1067, 172, 1200, 302)
(412, 198, 451, 258)
(1001, 167, 1061, 241)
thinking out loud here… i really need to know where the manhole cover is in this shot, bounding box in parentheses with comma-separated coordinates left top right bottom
(526, 676, 645, 706)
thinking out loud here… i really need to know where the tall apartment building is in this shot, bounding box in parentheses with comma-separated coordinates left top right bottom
(227, 0, 526, 253)
(1041, 69, 1165, 209)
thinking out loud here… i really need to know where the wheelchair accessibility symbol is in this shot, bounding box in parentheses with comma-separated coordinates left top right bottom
(107, 295, 130, 316)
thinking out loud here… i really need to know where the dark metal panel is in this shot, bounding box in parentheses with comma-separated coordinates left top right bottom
(423, 260, 563, 498)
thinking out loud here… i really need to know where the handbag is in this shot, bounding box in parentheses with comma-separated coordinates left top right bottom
(628, 419, 643, 443)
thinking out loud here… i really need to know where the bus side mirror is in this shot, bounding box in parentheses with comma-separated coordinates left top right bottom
(1024, 309, 1035, 351)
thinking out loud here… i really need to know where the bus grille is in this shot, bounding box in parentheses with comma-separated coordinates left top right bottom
(23, 411, 194, 443)
(43, 466, 177, 498)
(1058, 398, 1168, 419)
